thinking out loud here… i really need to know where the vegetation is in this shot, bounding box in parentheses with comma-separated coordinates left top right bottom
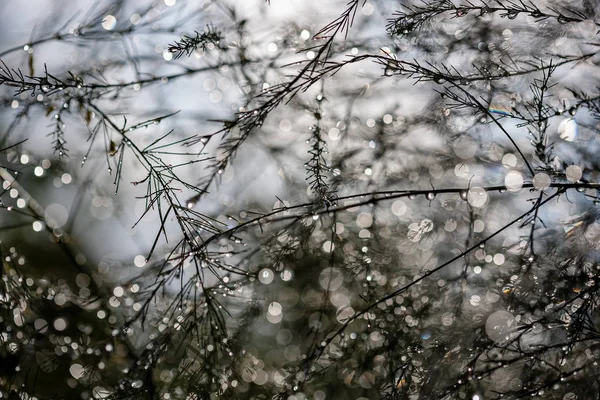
(1, 0, 600, 399)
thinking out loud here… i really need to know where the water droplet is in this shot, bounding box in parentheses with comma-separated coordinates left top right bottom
(426, 192, 436, 200)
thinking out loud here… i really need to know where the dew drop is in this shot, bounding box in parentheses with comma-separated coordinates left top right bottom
(506, 10, 518, 19)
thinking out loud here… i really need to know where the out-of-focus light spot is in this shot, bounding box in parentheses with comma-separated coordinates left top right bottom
(45, 203, 69, 228)
(558, 118, 578, 142)
(485, 310, 515, 342)
(502, 153, 517, 168)
(146, 8, 161, 23)
(356, 212, 373, 228)
(281, 269, 292, 281)
(505, 170, 523, 192)
(279, 119, 292, 132)
(259, 268, 274, 284)
(533, 172, 551, 190)
(209, 90, 222, 103)
(328, 127, 340, 140)
(467, 187, 487, 208)
(70, 364, 85, 379)
(454, 135, 477, 159)
(61, 173, 72, 184)
(54, 318, 67, 331)
(32, 221, 43, 232)
(134, 255, 146, 267)
(566, 165, 582, 182)
(102, 15, 117, 30)
(91, 196, 114, 220)
(268, 302, 282, 316)
(218, 78, 230, 91)
(319, 267, 343, 291)
(203, 78, 216, 91)
(391, 200, 406, 216)
(130, 13, 141, 25)
(362, 2, 375, 15)
(493, 253, 505, 265)
(34, 318, 48, 333)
